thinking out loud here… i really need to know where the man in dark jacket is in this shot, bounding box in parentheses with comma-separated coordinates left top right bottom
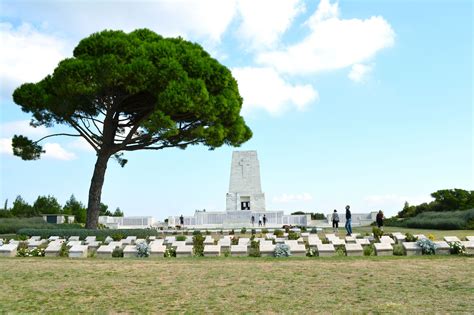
(345, 205, 352, 236)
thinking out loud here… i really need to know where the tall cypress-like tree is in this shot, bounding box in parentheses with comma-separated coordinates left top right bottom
(12, 29, 252, 228)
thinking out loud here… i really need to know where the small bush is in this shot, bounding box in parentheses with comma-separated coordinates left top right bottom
(248, 240, 260, 257)
(136, 243, 150, 258)
(112, 247, 123, 258)
(262, 228, 268, 234)
(192, 230, 201, 236)
(416, 239, 436, 255)
(205, 230, 211, 235)
(229, 229, 235, 235)
(306, 248, 316, 257)
(393, 244, 405, 256)
(219, 230, 223, 235)
(288, 231, 299, 240)
(222, 249, 231, 257)
(372, 227, 383, 241)
(273, 230, 284, 237)
(428, 234, 435, 241)
(300, 226, 307, 232)
(335, 245, 346, 256)
(176, 235, 186, 242)
(112, 233, 124, 241)
(274, 244, 291, 257)
(363, 244, 375, 256)
(405, 233, 418, 242)
(231, 237, 239, 245)
(251, 229, 256, 235)
(240, 227, 247, 234)
(164, 247, 176, 258)
(59, 243, 69, 257)
(193, 234, 205, 257)
(310, 227, 318, 234)
(449, 241, 466, 255)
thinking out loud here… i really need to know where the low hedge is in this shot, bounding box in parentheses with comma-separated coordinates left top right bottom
(385, 208, 474, 230)
(16, 228, 160, 240)
(0, 217, 82, 234)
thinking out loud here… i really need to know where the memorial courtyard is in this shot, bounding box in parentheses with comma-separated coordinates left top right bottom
(0, 256, 473, 313)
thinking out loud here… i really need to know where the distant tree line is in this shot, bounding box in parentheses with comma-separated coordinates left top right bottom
(397, 189, 474, 218)
(0, 195, 124, 223)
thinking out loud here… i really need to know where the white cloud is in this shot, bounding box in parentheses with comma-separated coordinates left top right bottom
(273, 192, 313, 203)
(236, 0, 305, 49)
(0, 138, 13, 155)
(348, 63, 373, 83)
(43, 143, 76, 160)
(232, 67, 318, 114)
(257, 0, 395, 75)
(0, 23, 71, 100)
(1, 1, 237, 42)
(0, 120, 48, 138)
(67, 138, 95, 153)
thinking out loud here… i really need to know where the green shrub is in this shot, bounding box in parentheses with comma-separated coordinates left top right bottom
(335, 245, 346, 256)
(240, 227, 247, 234)
(273, 230, 284, 237)
(363, 244, 375, 256)
(248, 240, 260, 257)
(393, 244, 405, 256)
(229, 229, 235, 235)
(387, 209, 474, 230)
(112, 233, 124, 241)
(300, 226, 307, 232)
(192, 230, 201, 235)
(274, 244, 291, 257)
(231, 237, 239, 245)
(176, 235, 186, 242)
(372, 227, 383, 241)
(287, 231, 299, 240)
(112, 247, 123, 258)
(59, 243, 69, 257)
(262, 228, 268, 234)
(222, 249, 231, 257)
(310, 227, 318, 234)
(449, 241, 466, 255)
(164, 247, 176, 258)
(219, 230, 223, 235)
(205, 230, 211, 235)
(193, 234, 205, 257)
(251, 229, 256, 235)
(405, 233, 418, 242)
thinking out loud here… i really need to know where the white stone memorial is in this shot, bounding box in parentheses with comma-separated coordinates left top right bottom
(0, 243, 18, 257)
(204, 245, 221, 256)
(345, 243, 363, 256)
(460, 241, 474, 254)
(69, 245, 88, 258)
(230, 244, 247, 256)
(434, 241, 450, 255)
(316, 244, 335, 257)
(175, 245, 193, 257)
(443, 236, 461, 243)
(374, 243, 393, 256)
(123, 245, 138, 258)
(284, 240, 306, 256)
(402, 242, 422, 256)
(466, 236, 474, 242)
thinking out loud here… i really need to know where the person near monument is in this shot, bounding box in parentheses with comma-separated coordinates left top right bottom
(376, 210, 384, 231)
(345, 205, 352, 236)
(258, 215, 262, 227)
(263, 214, 267, 226)
(179, 215, 184, 226)
(251, 215, 255, 226)
(331, 209, 339, 233)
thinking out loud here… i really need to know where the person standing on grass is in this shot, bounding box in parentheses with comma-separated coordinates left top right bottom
(376, 210, 384, 231)
(263, 214, 267, 227)
(251, 215, 255, 226)
(345, 205, 352, 236)
(258, 215, 262, 227)
(331, 209, 339, 233)
(180, 214, 184, 226)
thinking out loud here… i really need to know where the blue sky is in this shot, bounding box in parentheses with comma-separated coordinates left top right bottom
(0, 0, 472, 220)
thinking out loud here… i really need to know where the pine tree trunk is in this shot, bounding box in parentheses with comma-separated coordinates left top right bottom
(85, 153, 110, 229)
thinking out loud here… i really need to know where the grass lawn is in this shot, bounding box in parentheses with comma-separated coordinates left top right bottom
(1, 256, 473, 313)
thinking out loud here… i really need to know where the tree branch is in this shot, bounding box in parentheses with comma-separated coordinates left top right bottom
(34, 133, 82, 143)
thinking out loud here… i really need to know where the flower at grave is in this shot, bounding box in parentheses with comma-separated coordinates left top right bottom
(136, 242, 150, 258)
(416, 239, 436, 255)
(449, 241, 466, 255)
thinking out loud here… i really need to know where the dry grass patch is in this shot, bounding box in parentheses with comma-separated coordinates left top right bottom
(0, 256, 473, 313)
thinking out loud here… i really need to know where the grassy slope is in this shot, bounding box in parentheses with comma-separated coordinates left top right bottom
(1, 256, 473, 313)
